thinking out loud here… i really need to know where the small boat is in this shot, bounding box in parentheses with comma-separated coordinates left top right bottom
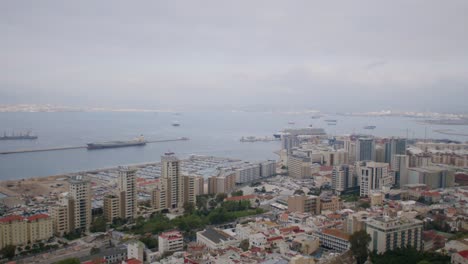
(324, 119, 337, 122)
(172, 121, 180, 127)
(327, 123, 337, 126)
(288, 121, 295, 125)
(364, 126, 376, 130)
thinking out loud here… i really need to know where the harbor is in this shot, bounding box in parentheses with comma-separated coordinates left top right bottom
(0, 137, 189, 155)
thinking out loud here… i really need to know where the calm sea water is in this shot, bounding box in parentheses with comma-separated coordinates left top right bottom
(0, 111, 467, 180)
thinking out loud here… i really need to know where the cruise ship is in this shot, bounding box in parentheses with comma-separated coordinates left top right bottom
(87, 135, 146, 150)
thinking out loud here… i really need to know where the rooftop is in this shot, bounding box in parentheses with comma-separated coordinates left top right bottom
(322, 228, 350, 241)
(199, 227, 235, 244)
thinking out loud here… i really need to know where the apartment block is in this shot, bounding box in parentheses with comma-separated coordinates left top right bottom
(69, 175, 92, 233)
(158, 230, 184, 254)
(288, 154, 312, 179)
(366, 217, 423, 254)
(287, 195, 320, 215)
(103, 194, 120, 223)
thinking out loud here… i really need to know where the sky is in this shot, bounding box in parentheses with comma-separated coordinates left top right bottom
(1, 1, 468, 112)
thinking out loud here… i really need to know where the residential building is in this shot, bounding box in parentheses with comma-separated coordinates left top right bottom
(358, 161, 392, 197)
(160, 153, 184, 209)
(235, 163, 261, 184)
(356, 137, 376, 161)
(370, 192, 383, 206)
(0, 215, 28, 248)
(50, 195, 71, 236)
(366, 217, 423, 254)
(118, 166, 138, 220)
(344, 138, 357, 163)
(332, 164, 357, 194)
(288, 195, 320, 215)
(392, 155, 409, 188)
(27, 214, 53, 243)
(103, 194, 120, 223)
(260, 160, 277, 178)
(184, 176, 204, 205)
(151, 188, 164, 210)
(318, 228, 350, 252)
(288, 154, 312, 179)
(0, 214, 53, 248)
(343, 211, 369, 235)
(408, 166, 455, 189)
(127, 241, 145, 262)
(69, 175, 92, 233)
(282, 134, 300, 154)
(208, 173, 236, 194)
(385, 138, 407, 165)
(320, 196, 341, 212)
(159, 230, 184, 254)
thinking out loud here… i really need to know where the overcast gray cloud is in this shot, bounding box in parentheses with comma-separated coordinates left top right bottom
(1, 0, 468, 112)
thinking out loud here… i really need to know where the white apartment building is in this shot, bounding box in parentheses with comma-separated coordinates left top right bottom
(318, 228, 350, 252)
(358, 161, 393, 197)
(332, 164, 356, 194)
(158, 230, 184, 254)
(366, 216, 423, 254)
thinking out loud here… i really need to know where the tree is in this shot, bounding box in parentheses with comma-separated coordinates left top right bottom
(261, 186, 266, 193)
(239, 239, 250, 251)
(231, 190, 243, 197)
(293, 189, 304, 195)
(140, 237, 158, 249)
(90, 216, 107, 233)
(216, 193, 227, 202)
(55, 258, 81, 264)
(359, 201, 371, 209)
(183, 202, 195, 215)
(0, 245, 16, 259)
(349, 230, 371, 264)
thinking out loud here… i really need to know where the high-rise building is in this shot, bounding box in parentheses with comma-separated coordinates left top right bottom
(69, 175, 92, 233)
(184, 175, 204, 205)
(235, 163, 261, 184)
(332, 164, 357, 194)
(344, 139, 357, 163)
(287, 195, 320, 215)
(366, 216, 423, 254)
(118, 166, 138, 220)
(50, 205, 69, 236)
(384, 138, 407, 166)
(282, 134, 300, 154)
(375, 145, 385, 162)
(208, 173, 236, 195)
(160, 153, 184, 209)
(288, 154, 312, 179)
(358, 161, 393, 197)
(103, 194, 120, 223)
(392, 155, 409, 188)
(356, 137, 376, 161)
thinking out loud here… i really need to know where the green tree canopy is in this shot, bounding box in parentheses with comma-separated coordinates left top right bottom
(0, 245, 16, 260)
(350, 230, 371, 264)
(90, 216, 107, 233)
(240, 239, 250, 251)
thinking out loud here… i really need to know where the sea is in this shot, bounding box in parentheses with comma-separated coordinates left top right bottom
(0, 111, 467, 180)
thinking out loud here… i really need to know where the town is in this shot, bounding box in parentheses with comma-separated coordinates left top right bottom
(0, 127, 467, 264)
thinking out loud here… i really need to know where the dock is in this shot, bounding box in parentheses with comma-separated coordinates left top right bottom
(0, 138, 189, 155)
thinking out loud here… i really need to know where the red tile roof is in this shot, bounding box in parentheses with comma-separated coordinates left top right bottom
(458, 250, 468, 259)
(27, 214, 49, 222)
(0, 215, 24, 223)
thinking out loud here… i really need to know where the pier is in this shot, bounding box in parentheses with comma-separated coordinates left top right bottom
(0, 138, 189, 155)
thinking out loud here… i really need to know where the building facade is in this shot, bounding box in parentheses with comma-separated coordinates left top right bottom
(288, 195, 320, 215)
(366, 217, 423, 254)
(103, 194, 120, 223)
(69, 175, 92, 233)
(358, 161, 393, 197)
(356, 137, 376, 161)
(288, 154, 312, 179)
(158, 230, 184, 254)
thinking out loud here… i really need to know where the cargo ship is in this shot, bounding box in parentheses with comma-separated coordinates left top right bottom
(87, 135, 146, 150)
(0, 131, 38, 140)
(364, 126, 376, 130)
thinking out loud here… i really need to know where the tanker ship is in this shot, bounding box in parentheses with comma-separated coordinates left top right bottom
(87, 135, 146, 150)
